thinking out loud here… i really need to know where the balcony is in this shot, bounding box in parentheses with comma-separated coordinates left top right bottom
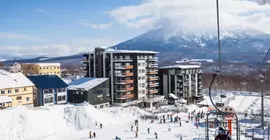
(115, 73, 126, 77)
(149, 77, 158, 81)
(116, 94, 134, 100)
(148, 70, 158, 75)
(126, 79, 134, 84)
(148, 63, 158, 68)
(126, 65, 133, 69)
(116, 89, 127, 92)
(149, 90, 158, 94)
(114, 58, 133, 62)
(127, 87, 134, 91)
(125, 72, 134, 76)
(116, 81, 126, 84)
(149, 83, 159, 87)
(147, 57, 158, 62)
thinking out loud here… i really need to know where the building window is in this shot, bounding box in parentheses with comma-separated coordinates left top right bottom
(15, 89, 19, 93)
(8, 90, 11, 94)
(24, 88, 27, 91)
(1, 90, 5, 94)
(16, 96, 22, 100)
(44, 89, 49, 94)
(49, 89, 53, 93)
(45, 97, 53, 103)
(100, 105, 104, 108)
(26, 97, 30, 102)
(105, 104, 109, 107)
(58, 88, 66, 92)
(58, 95, 66, 101)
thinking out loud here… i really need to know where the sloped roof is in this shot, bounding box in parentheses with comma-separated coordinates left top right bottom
(28, 75, 68, 89)
(68, 77, 108, 90)
(0, 70, 34, 89)
(0, 96, 12, 103)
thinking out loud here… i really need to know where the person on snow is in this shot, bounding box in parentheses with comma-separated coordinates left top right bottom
(147, 128, 150, 134)
(131, 125, 134, 131)
(163, 118, 165, 123)
(89, 131, 92, 138)
(95, 122, 97, 126)
(115, 136, 121, 140)
(168, 125, 171, 132)
(179, 120, 182, 127)
(135, 131, 138, 138)
(215, 127, 231, 140)
(166, 114, 169, 119)
(99, 123, 103, 129)
(154, 132, 158, 139)
(136, 126, 139, 131)
(93, 132, 96, 138)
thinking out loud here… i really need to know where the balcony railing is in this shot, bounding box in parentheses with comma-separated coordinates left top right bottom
(116, 94, 134, 100)
(147, 57, 158, 62)
(149, 77, 158, 81)
(149, 90, 158, 94)
(127, 87, 134, 91)
(116, 81, 126, 84)
(126, 65, 133, 69)
(116, 89, 127, 92)
(114, 58, 133, 62)
(148, 71, 158, 75)
(149, 83, 159, 87)
(126, 79, 134, 84)
(148, 64, 158, 68)
(125, 72, 134, 76)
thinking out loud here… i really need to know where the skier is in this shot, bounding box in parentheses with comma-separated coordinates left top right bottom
(179, 120, 182, 127)
(95, 122, 97, 126)
(135, 131, 138, 138)
(179, 134, 183, 140)
(131, 125, 134, 131)
(93, 132, 96, 138)
(115, 136, 121, 140)
(154, 132, 158, 139)
(99, 123, 103, 129)
(147, 128, 150, 134)
(89, 131, 92, 138)
(215, 127, 231, 140)
(168, 125, 171, 132)
(136, 125, 139, 131)
(163, 118, 165, 123)
(166, 114, 169, 119)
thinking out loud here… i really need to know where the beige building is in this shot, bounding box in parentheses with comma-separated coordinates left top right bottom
(0, 70, 35, 108)
(21, 63, 61, 77)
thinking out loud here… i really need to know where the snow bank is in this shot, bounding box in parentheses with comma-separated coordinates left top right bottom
(0, 102, 148, 140)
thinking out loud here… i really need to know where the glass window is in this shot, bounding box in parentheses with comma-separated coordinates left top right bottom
(1, 90, 5, 94)
(49, 89, 53, 93)
(58, 95, 66, 101)
(100, 105, 104, 108)
(8, 90, 11, 94)
(16, 96, 22, 100)
(15, 89, 19, 93)
(24, 88, 27, 91)
(26, 97, 30, 102)
(45, 97, 53, 103)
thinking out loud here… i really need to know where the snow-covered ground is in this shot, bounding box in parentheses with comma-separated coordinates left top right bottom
(0, 91, 268, 140)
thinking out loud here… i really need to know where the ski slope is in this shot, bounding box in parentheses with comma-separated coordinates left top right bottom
(228, 95, 259, 113)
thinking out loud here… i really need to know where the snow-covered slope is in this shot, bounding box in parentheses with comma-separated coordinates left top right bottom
(0, 103, 148, 140)
(113, 26, 270, 62)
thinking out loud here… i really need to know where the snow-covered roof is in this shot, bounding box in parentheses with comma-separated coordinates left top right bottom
(68, 77, 108, 91)
(169, 93, 178, 99)
(0, 96, 12, 103)
(159, 64, 201, 69)
(104, 48, 158, 54)
(0, 70, 34, 89)
(23, 63, 60, 67)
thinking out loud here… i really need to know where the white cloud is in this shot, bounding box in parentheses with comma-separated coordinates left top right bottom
(78, 20, 113, 30)
(36, 9, 45, 12)
(0, 38, 120, 58)
(108, 0, 270, 33)
(0, 32, 45, 41)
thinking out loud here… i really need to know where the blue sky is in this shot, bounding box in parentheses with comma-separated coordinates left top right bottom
(0, 0, 269, 58)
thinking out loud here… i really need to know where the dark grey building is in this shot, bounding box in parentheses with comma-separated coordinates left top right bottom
(159, 65, 203, 103)
(67, 77, 110, 109)
(82, 47, 159, 106)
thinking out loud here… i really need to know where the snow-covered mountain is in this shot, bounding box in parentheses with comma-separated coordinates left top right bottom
(112, 26, 270, 62)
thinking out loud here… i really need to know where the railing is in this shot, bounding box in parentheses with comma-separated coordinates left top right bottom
(114, 58, 133, 62)
(149, 83, 159, 87)
(125, 72, 134, 76)
(149, 90, 158, 94)
(126, 79, 134, 84)
(148, 64, 158, 68)
(148, 57, 158, 61)
(116, 81, 126, 84)
(116, 94, 134, 99)
(126, 65, 133, 69)
(127, 87, 134, 91)
(149, 77, 158, 81)
(116, 89, 127, 92)
(148, 71, 158, 74)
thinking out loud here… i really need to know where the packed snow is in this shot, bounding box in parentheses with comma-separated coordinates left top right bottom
(0, 91, 269, 140)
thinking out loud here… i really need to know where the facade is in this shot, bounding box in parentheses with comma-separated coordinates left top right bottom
(159, 65, 203, 103)
(0, 70, 35, 107)
(21, 63, 61, 77)
(0, 96, 12, 109)
(82, 47, 159, 106)
(27, 75, 68, 106)
(9, 62, 23, 73)
(67, 77, 110, 109)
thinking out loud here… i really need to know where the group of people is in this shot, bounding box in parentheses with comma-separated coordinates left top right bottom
(88, 122, 103, 139)
(159, 114, 182, 127)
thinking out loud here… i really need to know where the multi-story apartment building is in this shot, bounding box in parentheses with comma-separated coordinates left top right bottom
(21, 63, 61, 77)
(159, 65, 203, 103)
(0, 70, 35, 108)
(82, 47, 159, 106)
